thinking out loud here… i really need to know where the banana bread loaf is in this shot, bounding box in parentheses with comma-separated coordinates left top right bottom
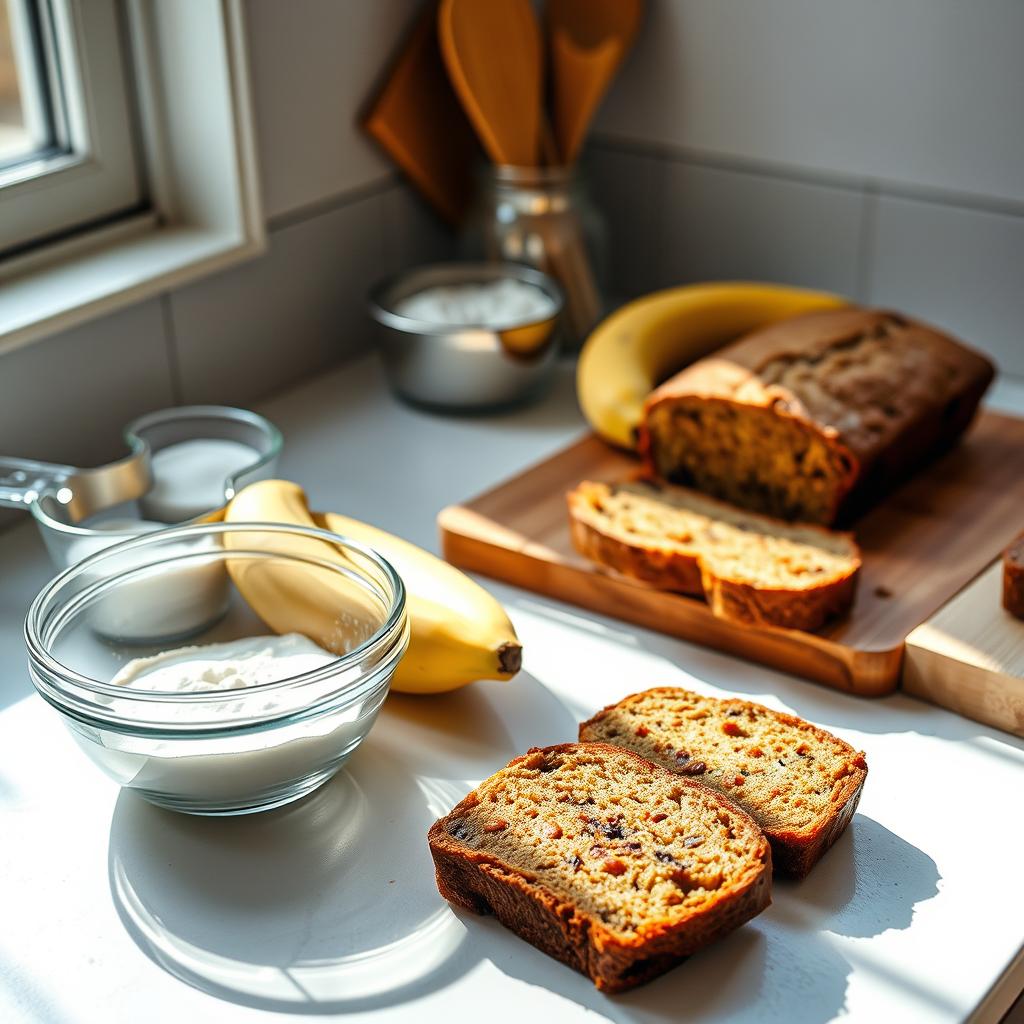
(568, 479, 861, 631)
(640, 309, 995, 524)
(428, 742, 772, 992)
(580, 688, 867, 877)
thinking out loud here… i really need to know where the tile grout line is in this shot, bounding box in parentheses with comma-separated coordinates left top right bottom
(160, 294, 185, 405)
(592, 133, 871, 194)
(590, 134, 1024, 221)
(266, 173, 401, 235)
(855, 183, 880, 304)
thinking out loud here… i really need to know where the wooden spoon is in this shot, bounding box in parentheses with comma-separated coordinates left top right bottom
(547, 0, 644, 165)
(438, 0, 543, 167)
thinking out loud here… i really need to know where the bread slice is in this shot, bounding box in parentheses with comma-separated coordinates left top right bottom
(568, 479, 861, 632)
(580, 689, 867, 877)
(428, 742, 772, 992)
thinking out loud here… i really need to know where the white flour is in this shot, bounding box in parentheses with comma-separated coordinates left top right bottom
(394, 278, 556, 328)
(94, 634, 368, 805)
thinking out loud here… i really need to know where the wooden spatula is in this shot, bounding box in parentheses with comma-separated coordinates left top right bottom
(547, 0, 644, 165)
(438, 0, 543, 167)
(363, 2, 481, 224)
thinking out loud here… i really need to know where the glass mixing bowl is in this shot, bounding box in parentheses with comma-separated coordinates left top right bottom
(25, 522, 408, 816)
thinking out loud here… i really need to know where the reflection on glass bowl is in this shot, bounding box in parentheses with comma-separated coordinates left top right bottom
(107, 736, 468, 1012)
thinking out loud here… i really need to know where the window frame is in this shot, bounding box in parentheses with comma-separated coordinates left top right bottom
(0, 0, 265, 353)
(0, 0, 145, 255)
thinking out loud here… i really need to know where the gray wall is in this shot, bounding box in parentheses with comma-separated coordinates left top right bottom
(589, 0, 1024, 379)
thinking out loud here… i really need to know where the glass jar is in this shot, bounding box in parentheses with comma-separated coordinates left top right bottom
(460, 165, 610, 348)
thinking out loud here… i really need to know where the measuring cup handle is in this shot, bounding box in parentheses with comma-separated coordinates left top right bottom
(0, 457, 75, 508)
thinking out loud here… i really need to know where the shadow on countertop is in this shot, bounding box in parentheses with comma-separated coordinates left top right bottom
(779, 813, 941, 940)
(107, 729, 478, 1016)
(380, 669, 581, 772)
(454, 909, 851, 1024)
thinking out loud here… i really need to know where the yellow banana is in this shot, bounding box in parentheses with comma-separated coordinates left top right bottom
(224, 480, 522, 694)
(577, 281, 849, 449)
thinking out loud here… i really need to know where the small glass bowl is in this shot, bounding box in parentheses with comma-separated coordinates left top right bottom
(25, 522, 409, 816)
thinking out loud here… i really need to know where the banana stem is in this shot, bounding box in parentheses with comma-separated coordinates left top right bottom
(498, 641, 523, 675)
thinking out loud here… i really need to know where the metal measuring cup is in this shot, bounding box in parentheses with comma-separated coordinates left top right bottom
(2, 406, 282, 569)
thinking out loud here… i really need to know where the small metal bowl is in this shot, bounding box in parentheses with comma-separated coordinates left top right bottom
(368, 262, 564, 412)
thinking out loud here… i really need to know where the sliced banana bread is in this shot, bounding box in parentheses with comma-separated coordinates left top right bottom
(641, 308, 995, 525)
(428, 742, 772, 992)
(580, 689, 867, 877)
(568, 479, 860, 631)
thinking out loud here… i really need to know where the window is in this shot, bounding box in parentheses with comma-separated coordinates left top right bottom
(0, 0, 48, 166)
(0, 0, 264, 351)
(0, 0, 143, 255)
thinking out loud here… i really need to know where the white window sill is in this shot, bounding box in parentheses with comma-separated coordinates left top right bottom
(0, 219, 263, 353)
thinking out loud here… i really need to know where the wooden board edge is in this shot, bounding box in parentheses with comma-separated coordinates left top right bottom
(440, 512, 901, 697)
(903, 643, 1024, 738)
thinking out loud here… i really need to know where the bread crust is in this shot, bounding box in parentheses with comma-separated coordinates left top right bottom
(568, 491, 704, 596)
(580, 690, 867, 878)
(1003, 535, 1024, 620)
(640, 308, 995, 524)
(427, 742, 773, 993)
(567, 480, 861, 632)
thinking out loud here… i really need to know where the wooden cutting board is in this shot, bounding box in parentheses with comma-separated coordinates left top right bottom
(439, 410, 1024, 697)
(904, 560, 1024, 736)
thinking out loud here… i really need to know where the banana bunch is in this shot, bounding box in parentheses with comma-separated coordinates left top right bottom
(224, 480, 521, 694)
(577, 281, 848, 449)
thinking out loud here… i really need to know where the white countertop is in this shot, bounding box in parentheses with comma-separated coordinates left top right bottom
(2, 356, 1024, 1024)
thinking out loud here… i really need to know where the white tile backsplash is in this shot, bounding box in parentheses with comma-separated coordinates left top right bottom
(868, 196, 1024, 376)
(169, 187, 389, 407)
(245, 0, 422, 219)
(598, 0, 1024, 206)
(0, 300, 174, 468)
(661, 159, 865, 296)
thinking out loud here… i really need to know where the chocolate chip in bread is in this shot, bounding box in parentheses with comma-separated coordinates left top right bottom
(428, 742, 772, 992)
(580, 689, 867, 877)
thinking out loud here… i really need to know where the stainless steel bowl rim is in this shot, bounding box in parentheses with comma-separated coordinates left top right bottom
(368, 261, 564, 335)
